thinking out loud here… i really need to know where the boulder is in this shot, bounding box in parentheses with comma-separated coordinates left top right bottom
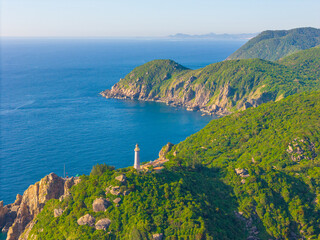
(235, 168, 249, 178)
(109, 186, 121, 196)
(59, 176, 81, 201)
(95, 218, 111, 231)
(77, 214, 95, 227)
(115, 174, 127, 183)
(92, 198, 109, 212)
(153, 233, 164, 240)
(159, 143, 174, 160)
(113, 198, 121, 204)
(54, 208, 64, 217)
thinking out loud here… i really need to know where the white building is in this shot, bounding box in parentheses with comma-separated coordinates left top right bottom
(134, 144, 140, 170)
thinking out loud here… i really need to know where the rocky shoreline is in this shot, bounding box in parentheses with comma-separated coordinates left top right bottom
(0, 173, 80, 240)
(100, 83, 232, 117)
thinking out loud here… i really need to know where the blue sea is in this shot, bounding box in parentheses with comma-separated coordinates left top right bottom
(0, 38, 245, 205)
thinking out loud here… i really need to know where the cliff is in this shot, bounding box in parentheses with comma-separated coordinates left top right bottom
(0, 173, 80, 240)
(101, 48, 320, 115)
(227, 27, 320, 61)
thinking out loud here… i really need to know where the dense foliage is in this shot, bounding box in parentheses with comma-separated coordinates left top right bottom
(28, 167, 247, 239)
(278, 45, 320, 78)
(166, 92, 320, 239)
(227, 27, 320, 61)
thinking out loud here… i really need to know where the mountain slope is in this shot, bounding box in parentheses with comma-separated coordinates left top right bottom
(101, 47, 320, 115)
(278, 45, 320, 78)
(165, 91, 320, 239)
(21, 92, 320, 239)
(26, 167, 247, 239)
(227, 27, 320, 61)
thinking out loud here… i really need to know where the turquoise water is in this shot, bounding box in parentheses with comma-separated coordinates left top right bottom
(0, 38, 245, 204)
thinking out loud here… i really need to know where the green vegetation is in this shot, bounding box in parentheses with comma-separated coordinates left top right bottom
(166, 92, 320, 239)
(29, 166, 246, 239)
(26, 37, 320, 239)
(28, 92, 320, 239)
(91, 164, 115, 176)
(278, 45, 320, 78)
(227, 27, 320, 61)
(103, 46, 320, 114)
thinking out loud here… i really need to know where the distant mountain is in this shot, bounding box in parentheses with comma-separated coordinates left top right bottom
(227, 27, 320, 61)
(169, 32, 258, 40)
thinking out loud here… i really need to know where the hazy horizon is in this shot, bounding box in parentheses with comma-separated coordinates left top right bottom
(1, 0, 319, 37)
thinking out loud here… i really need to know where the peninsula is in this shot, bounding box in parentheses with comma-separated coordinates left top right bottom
(101, 45, 320, 116)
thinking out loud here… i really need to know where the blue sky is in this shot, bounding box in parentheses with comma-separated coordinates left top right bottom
(1, 0, 319, 37)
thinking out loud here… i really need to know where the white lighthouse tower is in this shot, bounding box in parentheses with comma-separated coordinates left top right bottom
(134, 144, 140, 170)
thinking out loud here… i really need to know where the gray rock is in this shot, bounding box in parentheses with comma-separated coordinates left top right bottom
(2, 222, 13, 233)
(113, 198, 121, 204)
(13, 194, 22, 206)
(95, 218, 111, 231)
(0, 201, 10, 229)
(159, 143, 174, 159)
(54, 208, 64, 217)
(153, 233, 164, 240)
(92, 198, 109, 212)
(77, 214, 95, 227)
(235, 168, 250, 177)
(115, 174, 127, 183)
(109, 186, 121, 196)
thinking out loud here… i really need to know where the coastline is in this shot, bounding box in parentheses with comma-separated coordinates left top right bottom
(100, 90, 230, 117)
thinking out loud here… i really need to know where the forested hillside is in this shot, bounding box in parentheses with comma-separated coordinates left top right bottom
(227, 27, 320, 61)
(101, 47, 320, 115)
(166, 92, 320, 239)
(26, 92, 320, 239)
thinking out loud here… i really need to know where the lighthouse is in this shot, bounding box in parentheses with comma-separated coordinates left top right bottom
(134, 144, 140, 170)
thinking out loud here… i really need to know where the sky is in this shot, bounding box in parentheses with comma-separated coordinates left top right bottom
(1, 0, 319, 37)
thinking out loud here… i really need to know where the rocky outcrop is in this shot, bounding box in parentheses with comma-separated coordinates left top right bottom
(1, 173, 80, 240)
(92, 198, 109, 212)
(59, 177, 81, 201)
(95, 218, 111, 231)
(115, 174, 127, 183)
(77, 214, 95, 227)
(54, 208, 64, 217)
(234, 212, 260, 240)
(235, 168, 250, 178)
(113, 197, 122, 207)
(0, 201, 10, 229)
(100, 81, 233, 116)
(153, 233, 164, 240)
(287, 137, 316, 162)
(106, 186, 121, 196)
(159, 143, 174, 160)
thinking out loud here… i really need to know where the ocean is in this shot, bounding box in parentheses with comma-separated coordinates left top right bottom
(0, 38, 245, 205)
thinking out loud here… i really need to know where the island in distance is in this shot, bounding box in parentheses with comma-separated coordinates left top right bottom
(168, 32, 258, 40)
